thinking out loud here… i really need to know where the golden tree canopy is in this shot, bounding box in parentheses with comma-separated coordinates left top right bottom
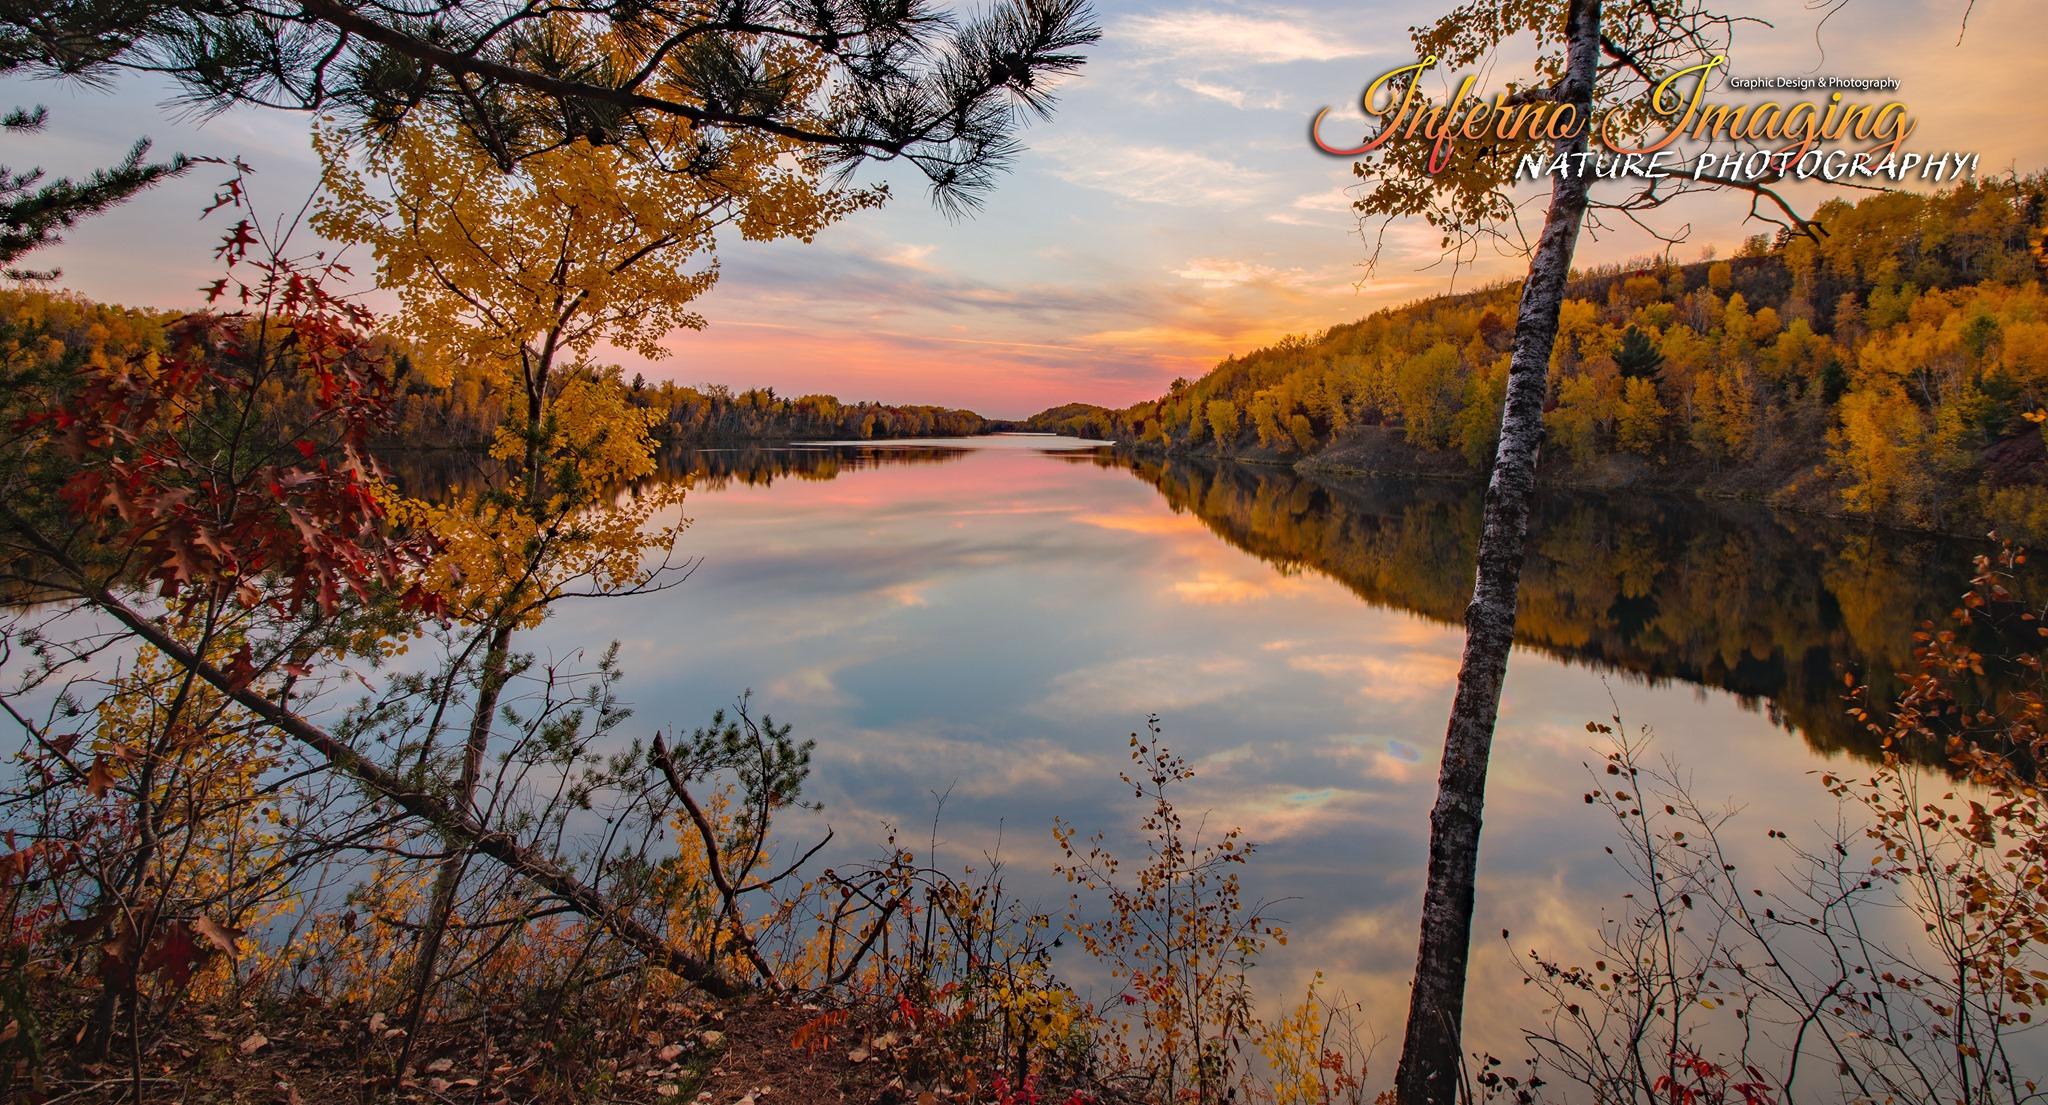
(314, 82, 882, 389)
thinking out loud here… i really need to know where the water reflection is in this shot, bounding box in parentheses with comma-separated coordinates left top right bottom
(381, 439, 983, 499)
(382, 437, 1981, 767)
(1120, 454, 1984, 765)
(385, 434, 1996, 1081)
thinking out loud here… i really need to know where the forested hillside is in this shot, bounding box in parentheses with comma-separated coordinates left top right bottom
(0, 287, 987, 446)
(385, 366, 989, 444)
(1031, 177, 2048, 535)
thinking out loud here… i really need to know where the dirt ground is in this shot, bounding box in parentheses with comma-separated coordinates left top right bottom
(11, 989, 985, 1104)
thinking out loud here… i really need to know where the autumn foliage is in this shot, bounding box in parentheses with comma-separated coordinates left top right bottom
(1032, 178, 2048, 536)
(9, 166, 440, 621)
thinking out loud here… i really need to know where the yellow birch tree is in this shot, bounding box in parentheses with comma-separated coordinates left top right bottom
(311, 54, 881, 1055)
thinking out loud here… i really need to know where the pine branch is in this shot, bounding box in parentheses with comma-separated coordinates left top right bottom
(1, 109, 194, 274)
(0, 0, 1099, 209)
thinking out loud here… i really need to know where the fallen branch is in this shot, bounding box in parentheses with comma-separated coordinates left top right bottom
(651, 731, 782, 991)
(0, 502, 739, 998)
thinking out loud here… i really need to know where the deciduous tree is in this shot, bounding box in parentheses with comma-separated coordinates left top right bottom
(1331, 0, 1871, 1096)
(314, 91, 882, 1053)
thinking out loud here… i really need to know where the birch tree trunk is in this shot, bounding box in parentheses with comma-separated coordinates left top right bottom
(1392, 1, 1602, 1099)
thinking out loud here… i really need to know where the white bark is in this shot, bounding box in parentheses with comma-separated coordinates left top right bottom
(1393, 1, 1602, 1099)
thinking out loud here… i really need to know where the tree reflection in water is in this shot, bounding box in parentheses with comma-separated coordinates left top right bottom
(381, 439, 1993, 767)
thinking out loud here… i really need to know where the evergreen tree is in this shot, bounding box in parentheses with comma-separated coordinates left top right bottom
(0, 0, 1098, 212)
(1613, 324, 1666, 379)
(0, 106, 189, 279)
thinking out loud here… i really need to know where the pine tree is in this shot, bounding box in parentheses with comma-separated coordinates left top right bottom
(0, 106, 189, 279)
(0, 0, 1098, 212)
(1613, 324, 1666, 379)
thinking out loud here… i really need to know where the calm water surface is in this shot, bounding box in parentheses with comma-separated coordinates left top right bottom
(444, 433, 1989, 1076)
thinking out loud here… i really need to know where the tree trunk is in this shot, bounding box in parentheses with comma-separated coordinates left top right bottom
(399, 620, 515, 1071)
(400, 339, 555, 1067)
(1392, 1, 1601, 1100)
(0, 512, 744, 999)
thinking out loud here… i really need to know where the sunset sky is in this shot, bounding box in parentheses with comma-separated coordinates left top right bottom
(3, 0, 2040, 418)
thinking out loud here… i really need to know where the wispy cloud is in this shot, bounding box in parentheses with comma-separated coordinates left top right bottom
(1264, 185, 1361, 228)
(1117, 10, 1371, 66)
(1173, 257, 1293, 288)
(885, 243, 939, 270)
(827, 725, 1106, 800)
(1037, 139, 1272, 208)
(1175, 77, 1291, 111)
(1291, 186, 1358, 213)
(1073, 511, 1209, 537)
(20, 0, 2045, 424)
(1286, 651, 1461, 702)
(1037, 654, 1259, 716)
(1170, 569, 1310, 604)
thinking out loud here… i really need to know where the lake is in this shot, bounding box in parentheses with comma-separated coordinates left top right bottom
(406, 431, 1995, 1084)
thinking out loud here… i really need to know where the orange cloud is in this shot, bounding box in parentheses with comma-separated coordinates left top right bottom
(1170, 569, 1310, 605)
(1073, 510, 1209, 536)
